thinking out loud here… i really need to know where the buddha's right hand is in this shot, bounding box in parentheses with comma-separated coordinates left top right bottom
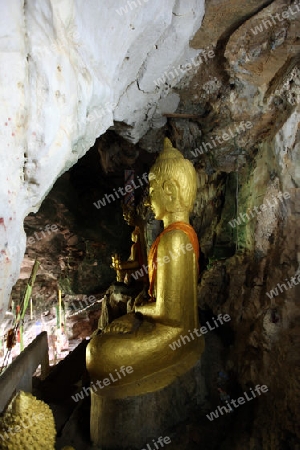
(102, 313, 136, 334)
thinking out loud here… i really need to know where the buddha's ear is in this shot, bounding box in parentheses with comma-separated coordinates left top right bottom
(162, 180, 178, 202)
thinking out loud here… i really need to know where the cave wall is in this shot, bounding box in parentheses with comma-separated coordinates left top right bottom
(190, 115, 300, 449)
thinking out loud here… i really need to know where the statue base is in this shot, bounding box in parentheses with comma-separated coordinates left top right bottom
(90, 350, 205, 449)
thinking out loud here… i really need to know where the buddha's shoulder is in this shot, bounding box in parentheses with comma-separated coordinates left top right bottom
(160, 228, 191, 244)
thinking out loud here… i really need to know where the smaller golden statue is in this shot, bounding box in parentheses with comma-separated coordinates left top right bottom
(111, 226, 145, 284)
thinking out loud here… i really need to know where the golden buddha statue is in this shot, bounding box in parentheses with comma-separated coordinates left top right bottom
(86, 138, 204, 398)
(111, 226, 145, 284)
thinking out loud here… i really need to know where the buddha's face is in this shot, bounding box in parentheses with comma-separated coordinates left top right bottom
(149, 178, 165, 220)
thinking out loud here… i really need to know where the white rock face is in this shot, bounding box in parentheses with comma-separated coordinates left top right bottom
(0, 0, 205, 321)
(274, 107, 300, 189)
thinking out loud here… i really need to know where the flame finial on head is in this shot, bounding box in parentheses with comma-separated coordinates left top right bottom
(156, 138, 184, 161)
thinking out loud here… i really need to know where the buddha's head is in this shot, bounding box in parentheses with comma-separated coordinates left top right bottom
(122, 208, 136, 226)
(149, 138, 197, 221)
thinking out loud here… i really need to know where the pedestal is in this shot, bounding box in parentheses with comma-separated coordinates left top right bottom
(90, 351, 205, 449)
